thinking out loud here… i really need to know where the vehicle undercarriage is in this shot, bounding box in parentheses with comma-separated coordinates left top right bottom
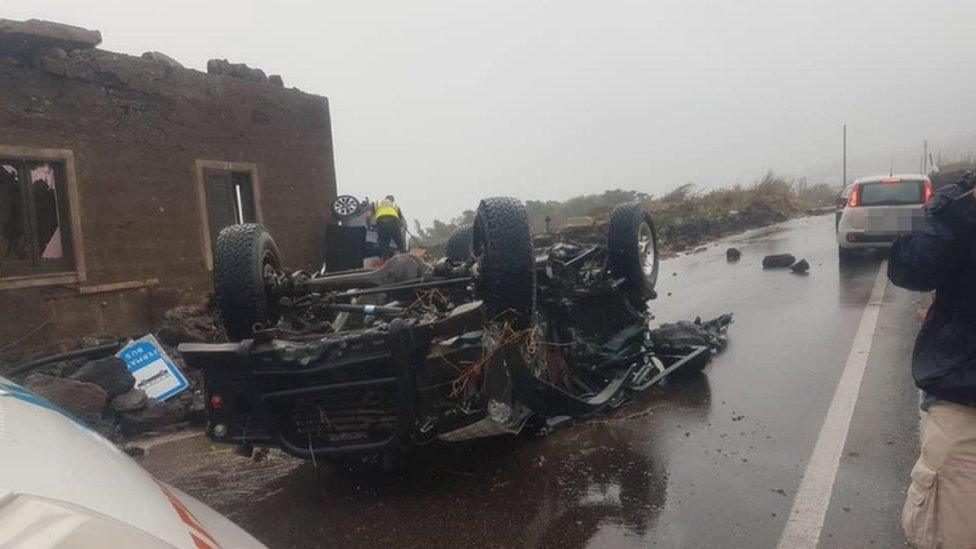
(180, 198, 726, 461)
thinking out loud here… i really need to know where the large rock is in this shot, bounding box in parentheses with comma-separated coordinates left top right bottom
(23, 374, 107, 417)
(70, 356, 134, 398)
(119, 400, 188, 436)
(141, 51, 183, 70)
(207, 58, 267, 83)
(0, 19, 101, 52)
(111, 389, 148, 413)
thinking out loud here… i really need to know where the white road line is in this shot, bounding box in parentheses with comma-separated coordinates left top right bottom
(777, 261, 889, 549)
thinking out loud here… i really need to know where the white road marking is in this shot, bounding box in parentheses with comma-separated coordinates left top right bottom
(777, 260, 889, 549)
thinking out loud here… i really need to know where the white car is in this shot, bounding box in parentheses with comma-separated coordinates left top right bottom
(836, 173, 933, 261)
(0, 377, 265, 548)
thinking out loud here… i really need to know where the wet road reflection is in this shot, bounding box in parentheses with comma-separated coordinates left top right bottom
(212, 372, 712, 549)
(838, 250, 887, 305)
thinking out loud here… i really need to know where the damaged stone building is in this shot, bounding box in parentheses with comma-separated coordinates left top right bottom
(0, 19, 337, 356)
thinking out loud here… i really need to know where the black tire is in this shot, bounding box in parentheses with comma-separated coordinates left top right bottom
(331, 195, 362, 221)
(473, 197, 535, 328)
(445, 225, 474, 262)
(214, 224, 283, 341)
(608, 202, 660, 305)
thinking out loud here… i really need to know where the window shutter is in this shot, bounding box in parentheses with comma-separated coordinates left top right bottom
(205, 171, 236, 247)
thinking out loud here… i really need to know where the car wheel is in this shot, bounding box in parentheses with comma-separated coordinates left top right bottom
(214, 224, 283, 340)
(445, 225, 474, 262)
(608, 202, 660, 308)
(473, 197, 535, 329)
(331, 195, 362, 221)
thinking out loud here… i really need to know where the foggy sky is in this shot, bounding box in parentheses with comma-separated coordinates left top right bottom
(8, 0, 976, 225)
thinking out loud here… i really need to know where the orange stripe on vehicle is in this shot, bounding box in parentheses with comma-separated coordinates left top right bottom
(190, 532, 218, 549)
(153, 479, 222, 548)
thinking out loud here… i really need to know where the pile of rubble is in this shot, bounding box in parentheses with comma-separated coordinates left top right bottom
(5, 303, 223, 440)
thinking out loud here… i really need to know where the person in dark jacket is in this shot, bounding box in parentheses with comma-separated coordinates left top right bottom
(887, 172, 976, 548)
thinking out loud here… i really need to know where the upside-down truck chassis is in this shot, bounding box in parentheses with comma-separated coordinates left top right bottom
(180, 198, 716, 462)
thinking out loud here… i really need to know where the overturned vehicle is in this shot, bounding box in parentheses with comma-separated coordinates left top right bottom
(180, 199, 728, 461)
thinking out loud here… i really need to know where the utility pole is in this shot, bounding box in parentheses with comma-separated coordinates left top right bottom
(842, 124, 847, 187)
(923, 140, 928, 174)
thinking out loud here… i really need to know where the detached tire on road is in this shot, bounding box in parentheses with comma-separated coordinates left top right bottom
(445, 225, 474, 262)
(473, 197, 535, 328)
(214, 224, 283, 341)
(608, 202, 660, 306)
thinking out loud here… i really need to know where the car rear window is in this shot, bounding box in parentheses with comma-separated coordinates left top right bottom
(859, 180, 924, 206)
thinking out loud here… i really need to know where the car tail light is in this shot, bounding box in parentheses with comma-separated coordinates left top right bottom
(848, 183, 862, 207)
(923, 180, 934, 203)
(210, 394, 224, 410)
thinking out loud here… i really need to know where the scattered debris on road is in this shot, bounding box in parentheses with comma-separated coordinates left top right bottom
(790, 259, 810, 274)
(762, 253, 796, 269)
(726, 247, 742, 262)
(761, 253, 811, 274)
(648, 314, 734, 358)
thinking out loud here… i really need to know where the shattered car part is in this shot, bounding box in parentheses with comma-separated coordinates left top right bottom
(180, 199, 726, 461)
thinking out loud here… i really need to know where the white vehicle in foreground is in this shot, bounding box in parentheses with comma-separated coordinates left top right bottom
(0, 377, 265, 548)
(836, 173, 933, 261)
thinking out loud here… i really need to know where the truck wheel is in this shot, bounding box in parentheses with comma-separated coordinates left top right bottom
(445, 225, 474, 262)
(608, 202, 659, 306)
(214, 224, 283, 340)
(473, 197, 535, 328)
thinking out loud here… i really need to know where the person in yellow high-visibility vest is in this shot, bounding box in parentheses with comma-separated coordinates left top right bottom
(372, 194, 405, 259)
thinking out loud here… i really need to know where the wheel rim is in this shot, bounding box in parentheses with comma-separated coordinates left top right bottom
(639, 222, 656, 277)
(333, 196, 360, 216)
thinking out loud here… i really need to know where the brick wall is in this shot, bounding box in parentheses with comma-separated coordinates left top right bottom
(0, 47, 337, 356)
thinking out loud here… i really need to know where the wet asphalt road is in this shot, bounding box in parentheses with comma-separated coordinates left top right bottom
(140, 214, 925, 548)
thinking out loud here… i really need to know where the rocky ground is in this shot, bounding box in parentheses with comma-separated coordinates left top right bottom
(5, 303, 223, 442)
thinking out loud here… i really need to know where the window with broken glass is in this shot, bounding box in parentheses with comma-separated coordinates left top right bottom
(0, 159, 74, 278)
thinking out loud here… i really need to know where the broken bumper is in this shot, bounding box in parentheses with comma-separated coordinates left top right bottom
(180, 320, 432, 459)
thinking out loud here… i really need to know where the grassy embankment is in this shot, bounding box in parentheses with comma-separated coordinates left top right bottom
(417, 173, 839, 256)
